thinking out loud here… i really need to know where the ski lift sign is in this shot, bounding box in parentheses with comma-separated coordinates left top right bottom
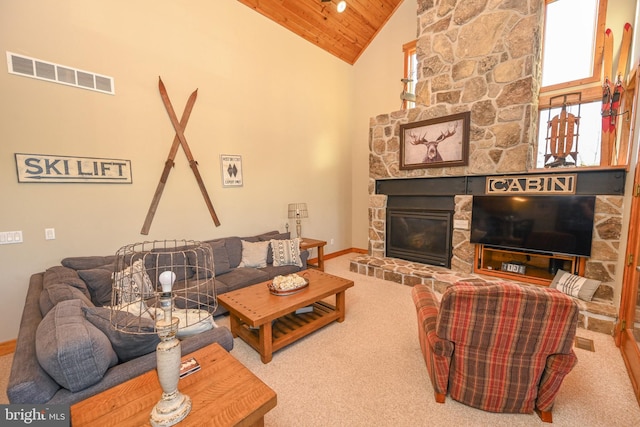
(15, 153, 132, 183)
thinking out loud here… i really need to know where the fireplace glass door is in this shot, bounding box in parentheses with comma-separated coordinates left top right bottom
(386, 209, 452, 267)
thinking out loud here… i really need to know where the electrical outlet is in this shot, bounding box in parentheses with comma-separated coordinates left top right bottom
(330, 238, 334, 245)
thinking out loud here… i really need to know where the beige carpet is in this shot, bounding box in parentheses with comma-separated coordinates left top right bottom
(221, 254, 640, 426)
(1, 254, 639, 426)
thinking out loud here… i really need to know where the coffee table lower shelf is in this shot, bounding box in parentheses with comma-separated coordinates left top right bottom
(232, 301, 339, 362)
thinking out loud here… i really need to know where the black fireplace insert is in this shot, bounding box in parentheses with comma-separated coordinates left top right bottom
(386, 208, 452, 267)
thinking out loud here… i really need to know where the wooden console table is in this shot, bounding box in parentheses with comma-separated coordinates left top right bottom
(70, 343, 276, 426)
(300, 237, 327, 271)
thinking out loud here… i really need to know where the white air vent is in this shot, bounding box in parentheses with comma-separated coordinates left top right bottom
(6, 52, 115, 95)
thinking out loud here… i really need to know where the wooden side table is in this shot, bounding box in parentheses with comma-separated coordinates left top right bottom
(300, 237, 327, 271)
(70, 343, 277, 427)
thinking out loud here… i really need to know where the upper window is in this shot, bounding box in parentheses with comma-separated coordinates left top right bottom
(541, 0, 602, 89)
(402, 40, 417, 110)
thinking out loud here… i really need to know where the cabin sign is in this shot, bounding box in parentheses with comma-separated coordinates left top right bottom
(486, 174, 576, 194)
(15, 153, 132, 183)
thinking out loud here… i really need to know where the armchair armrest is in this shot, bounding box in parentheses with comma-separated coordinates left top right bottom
(411, 284, 453, 398)
(412, 285, 454, 353)
(536, 351, 578, 412)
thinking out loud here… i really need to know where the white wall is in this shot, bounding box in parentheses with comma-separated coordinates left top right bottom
(351, 0, 418, 250)
(0, 0, 355, 341)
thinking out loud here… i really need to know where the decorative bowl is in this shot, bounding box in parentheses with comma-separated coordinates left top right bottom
(267, 274, 310, 296)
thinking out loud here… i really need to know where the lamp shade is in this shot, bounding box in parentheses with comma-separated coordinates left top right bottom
(110, 240, 217, 335)
(288, 203, 309, 219)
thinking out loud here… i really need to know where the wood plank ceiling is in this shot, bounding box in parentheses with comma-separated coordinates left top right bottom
(237, 0, 405, 65)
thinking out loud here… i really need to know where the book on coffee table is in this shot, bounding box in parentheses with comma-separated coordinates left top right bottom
(179, 357, 201, 378)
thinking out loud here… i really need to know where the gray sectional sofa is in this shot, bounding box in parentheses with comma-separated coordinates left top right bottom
(7, 230, 308, 405)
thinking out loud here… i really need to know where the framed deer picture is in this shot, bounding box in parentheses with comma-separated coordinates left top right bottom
(399, 111, 470, 170)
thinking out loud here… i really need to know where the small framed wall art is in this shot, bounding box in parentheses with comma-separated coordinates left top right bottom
(220, 154, 243, 187)
(399, 111, 470, 170)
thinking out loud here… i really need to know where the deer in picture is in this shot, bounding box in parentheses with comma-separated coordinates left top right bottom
(409, 122, 459, 163)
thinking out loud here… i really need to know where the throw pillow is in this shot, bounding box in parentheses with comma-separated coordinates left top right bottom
(549, 269, 601, 301)
(113, 259, 154, 304)
(83, 306, 160, 362)
(36, 299, 118, 392)
(78, 265, 114, 306)
(270, 238, 303, 267)
(238, 240, 270, 268)
(261, 232, 290, 264)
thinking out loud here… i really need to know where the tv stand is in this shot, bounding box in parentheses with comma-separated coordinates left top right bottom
(474, 245, 585, 286)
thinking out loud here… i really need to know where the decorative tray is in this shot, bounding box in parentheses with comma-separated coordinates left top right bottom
(268, 274, 309, 296)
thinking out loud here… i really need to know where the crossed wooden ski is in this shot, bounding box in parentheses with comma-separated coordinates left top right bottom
(601, 23, 633, 166)
(141, 77, 220, 235)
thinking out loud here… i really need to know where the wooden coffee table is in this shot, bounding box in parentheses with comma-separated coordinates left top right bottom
(70, 343, 276, 426)
(218, 269, 354, 363)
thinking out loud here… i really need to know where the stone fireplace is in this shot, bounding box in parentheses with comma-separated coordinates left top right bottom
(366, 1, 623, 291)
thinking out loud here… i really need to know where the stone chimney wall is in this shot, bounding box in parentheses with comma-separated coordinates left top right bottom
(370, 0, 543, 189)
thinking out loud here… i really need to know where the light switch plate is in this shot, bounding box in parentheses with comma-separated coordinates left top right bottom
(45, 228, 56, 240)
(0, 231, 23, 244)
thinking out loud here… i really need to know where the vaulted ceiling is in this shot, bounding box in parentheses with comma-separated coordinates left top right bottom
(237, 0, 405, 65)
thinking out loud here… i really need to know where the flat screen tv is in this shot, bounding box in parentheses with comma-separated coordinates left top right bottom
(470, 195, 596, 257)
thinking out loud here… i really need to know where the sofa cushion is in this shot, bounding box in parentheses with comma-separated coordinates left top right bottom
(77, 266, 114, 307)
(256, 230, 280, 240)
(61, 256, 116, 270)
(83, 306, 160, 362)
(145, 250, 194, 284)
(39, 283, 95, 316)
(270, 237, 303, 267)
(215, 268, 270, 293)
(43, 266, 91, 300)
(36, 299, 118, 392)
(239, 240, 270, 268)
(222, 237, 243, 268)
(550, 269, 601, 301)
(211, 240, 232, 275)
(189, 240, 231, 277)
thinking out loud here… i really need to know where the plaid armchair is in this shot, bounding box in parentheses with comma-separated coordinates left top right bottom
(411, 281, 579, 423)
